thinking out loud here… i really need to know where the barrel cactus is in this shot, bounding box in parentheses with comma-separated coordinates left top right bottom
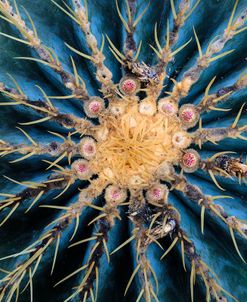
(0, 0, 246, 301)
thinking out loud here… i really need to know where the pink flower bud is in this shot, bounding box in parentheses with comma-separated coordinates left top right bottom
(172, 131, 192, 149)
(146, 184, 169, 204)
(158, 98, 178, 115)
(119, 76, 140, 95)
(72, 159, 93, 180)
(80, 137, 97, 160)
(181, 149, 200, 173)
(179, 104, 199, 128)
(105, 185, 127, 204)
(84, 96, 105, 118)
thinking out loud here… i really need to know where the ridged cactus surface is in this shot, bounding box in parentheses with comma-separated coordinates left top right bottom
(0, 0, 247, 301)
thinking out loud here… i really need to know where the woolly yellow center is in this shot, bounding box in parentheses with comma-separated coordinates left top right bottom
(92, 103, 183, 188)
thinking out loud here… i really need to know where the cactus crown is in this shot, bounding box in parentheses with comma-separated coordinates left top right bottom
(0, 0, 246, 302)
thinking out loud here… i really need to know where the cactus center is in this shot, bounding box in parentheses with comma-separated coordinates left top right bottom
(92, 102, 185, 188)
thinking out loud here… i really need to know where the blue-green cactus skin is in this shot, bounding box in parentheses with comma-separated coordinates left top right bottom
(0, 1, 246, 302)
